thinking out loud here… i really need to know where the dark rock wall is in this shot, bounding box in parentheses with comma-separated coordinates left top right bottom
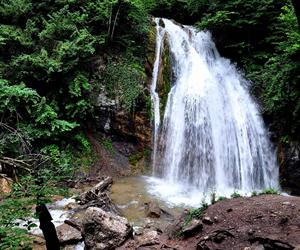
(279, 142, 300, 195)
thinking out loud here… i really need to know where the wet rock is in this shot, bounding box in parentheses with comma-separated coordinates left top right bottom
(182, 219, 203, 238)
(145, 202, 162, 218)
(56, 223, 82, 245)
(0, 176, 12, 196)
(83, 207, 133, 250)
(137, 230, 159, 247)
(145, 201, 174, 220)
(202, 216, 213, 225)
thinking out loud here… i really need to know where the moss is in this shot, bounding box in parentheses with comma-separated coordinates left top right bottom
(159, 41, 172, 117)
(129, 149, 152, 174)
(157, 36, 172, 118)
(129, 149, 151, 166)
(146, 21, 172, 119)
(146, 22, 157, 69)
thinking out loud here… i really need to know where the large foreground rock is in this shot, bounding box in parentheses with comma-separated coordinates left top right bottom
(83, 207, 133, 250)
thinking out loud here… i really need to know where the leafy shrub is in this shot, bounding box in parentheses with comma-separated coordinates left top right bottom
(259, 188, 279, 195)
(230, 191, 241, 198)
(184, 202, 209, 226)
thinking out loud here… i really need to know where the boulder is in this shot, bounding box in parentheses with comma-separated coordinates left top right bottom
(56, 223, 82, 245)
(82, 207, 133, 250)
(0, 176, 12, 196)
(145, 201, 173, 220)
(145, 202, 162, 218)
(137, 230, 160, 247)
(181, 219, 203, 238)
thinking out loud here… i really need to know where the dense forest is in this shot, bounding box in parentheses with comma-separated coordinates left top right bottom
(0, 0, 299, 249)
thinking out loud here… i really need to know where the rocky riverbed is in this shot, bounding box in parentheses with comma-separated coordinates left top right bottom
(29, 176, 300, 250)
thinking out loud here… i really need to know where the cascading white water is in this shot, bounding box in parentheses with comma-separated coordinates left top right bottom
(150, 19, 165, 168)
(148, 18, 279, 206)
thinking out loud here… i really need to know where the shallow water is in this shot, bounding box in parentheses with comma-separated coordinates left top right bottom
(111, 176, 183, 228)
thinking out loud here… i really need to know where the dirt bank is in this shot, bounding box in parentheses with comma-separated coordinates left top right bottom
(120, 194, 300, 250)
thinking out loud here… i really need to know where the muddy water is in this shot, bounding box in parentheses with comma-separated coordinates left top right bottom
(111, 176, 183, 228)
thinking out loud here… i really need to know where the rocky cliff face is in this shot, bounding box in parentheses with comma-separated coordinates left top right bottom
(93, 19, 172, 151)
(279, 142, 300, 195)
(146, 19, 173, 119)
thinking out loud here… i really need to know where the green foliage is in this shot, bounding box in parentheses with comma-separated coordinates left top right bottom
(230, 191, 241, 198)
(198, 11, 234, 30)
(98, 55, 145, 111)
(129, 149, 151, 166)
(101, 138, 115, 153)
(251, 191, 258, 197)
(0, 227, 32, 250)
(184, 202, 209, 226)
(217, 196, 226, 202)
(259, 188, 279, 195)
(0, 1, 151, 246)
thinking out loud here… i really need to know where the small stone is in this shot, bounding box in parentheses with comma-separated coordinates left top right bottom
(56, 223, 82, 245)
(247, 229, 254, 235)
(254, 245, 265, 250)
(213, 216, 218, 223)
(243, 247, 251, 250)
(202, 216, 213, 225)
(137, 230, 159, 247)
(282, 201, 291, 206)
(227, 208, 233, 212)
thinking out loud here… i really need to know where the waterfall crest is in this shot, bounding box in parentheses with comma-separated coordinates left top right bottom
(149, 18, 279, 204)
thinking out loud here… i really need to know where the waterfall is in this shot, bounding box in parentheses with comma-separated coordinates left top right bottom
(148, 18, 279, 205)
(150, 19, 165, 169)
